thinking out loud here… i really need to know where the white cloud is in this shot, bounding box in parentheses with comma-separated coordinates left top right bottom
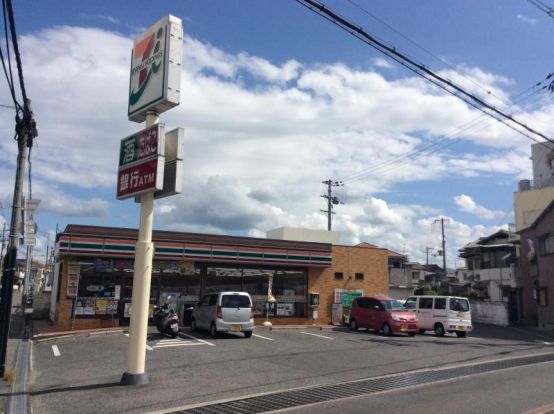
(1, 25, 550, 265)
(372, 57, 393, 69)
(517, 14, 537, 25)
(454, 194, 505, 220)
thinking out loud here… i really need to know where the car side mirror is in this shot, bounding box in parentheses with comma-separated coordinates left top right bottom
(373, 305, 380, 310)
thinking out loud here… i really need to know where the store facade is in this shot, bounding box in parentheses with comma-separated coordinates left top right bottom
(50, 225, 389, 331)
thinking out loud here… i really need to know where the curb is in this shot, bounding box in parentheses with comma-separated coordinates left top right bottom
(32, 327, 125, 342)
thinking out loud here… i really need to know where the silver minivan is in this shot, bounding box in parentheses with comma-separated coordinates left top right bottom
(191, 292, 255, 338)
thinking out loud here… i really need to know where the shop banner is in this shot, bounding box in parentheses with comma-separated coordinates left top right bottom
(67, 264, 80, 297)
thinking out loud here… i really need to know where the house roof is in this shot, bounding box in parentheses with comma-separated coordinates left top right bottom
(355, 242, 379, 248)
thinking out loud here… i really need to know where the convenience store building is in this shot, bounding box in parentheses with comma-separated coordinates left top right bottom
(49, 225, 389, 331)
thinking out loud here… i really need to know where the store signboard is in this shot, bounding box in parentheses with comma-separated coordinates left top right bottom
(128, 15, 183, 123)
(117, 124, 165, 200)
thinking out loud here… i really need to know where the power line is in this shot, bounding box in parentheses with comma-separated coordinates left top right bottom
(345, 0, 508, 107)
(296, 0, 554, 145)
(338, 75, 551, 184)
(527, 0, 554, 18)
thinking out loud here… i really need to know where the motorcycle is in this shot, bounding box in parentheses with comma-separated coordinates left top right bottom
(153, 297, 180, 338)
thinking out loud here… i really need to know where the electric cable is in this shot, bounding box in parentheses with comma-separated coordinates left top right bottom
(346, 0, 508, 107)
(296, 0, 554, 145)
(527, 0, 554, 18)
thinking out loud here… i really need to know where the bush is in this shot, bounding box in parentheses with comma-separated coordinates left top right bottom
(4, 366, 15, 384)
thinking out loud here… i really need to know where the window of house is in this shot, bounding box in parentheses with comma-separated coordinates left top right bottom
(538, 287, 547, 307)
(335, 272, 344, 280)
(539, 235, 554, 256)
(355, 272, 364, 280)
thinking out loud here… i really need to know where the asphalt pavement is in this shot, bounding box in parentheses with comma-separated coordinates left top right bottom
(26, 323, 554, 414)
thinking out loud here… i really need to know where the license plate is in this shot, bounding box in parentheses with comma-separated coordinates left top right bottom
(231, 325, 241, 332)
(459, 326, 465, 330)
(400, 324, 408, 331)
(170, 323, 178, 331)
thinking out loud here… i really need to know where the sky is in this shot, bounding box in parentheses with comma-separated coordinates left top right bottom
(0, 0, 553, 269)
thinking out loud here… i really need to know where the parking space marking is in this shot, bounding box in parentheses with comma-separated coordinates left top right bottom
(179, 332, 216, 346)
(300, 331, 334, 340)
(51, 345, 61, 357)
(252, 333, 274, 341)
(145, 344, 153, 351)
(153, 337, 203, 349)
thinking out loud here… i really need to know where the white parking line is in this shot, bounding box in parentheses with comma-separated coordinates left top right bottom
(252, 333, 274, 341)
(300, 331, 334, 340)
(153, 343, 204, 348)
(51, 345, 61, 357)
(146, 344, 153, 351)
(124, 333, 129, 337)
(179, 332, 215, 346)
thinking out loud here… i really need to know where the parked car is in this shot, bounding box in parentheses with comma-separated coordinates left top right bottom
(349, 295, 419, 336)
(191, 291, 255, 338)
(404, 295, 472, 337)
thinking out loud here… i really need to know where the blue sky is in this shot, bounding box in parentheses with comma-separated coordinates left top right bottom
(0, 0, 553, 267)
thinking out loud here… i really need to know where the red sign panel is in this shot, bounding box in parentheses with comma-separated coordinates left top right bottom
(117, 159, 160, 199)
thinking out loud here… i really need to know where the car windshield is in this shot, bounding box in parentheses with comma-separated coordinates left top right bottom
(221, 295, 251, 308)
(450, 298, 470, 312)
(381, 300, 404, 311)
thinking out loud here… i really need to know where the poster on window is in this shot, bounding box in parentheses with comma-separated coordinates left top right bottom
(67, 265, 80, 298)
(83, 298, 96, 315)
(276, 303, 294, 317)
(106, 300, 118, 315)
(95, 299, 107, 315)
(74, 298, 85, 316)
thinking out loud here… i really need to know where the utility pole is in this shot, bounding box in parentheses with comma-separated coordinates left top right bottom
(0, 223, 7, 273)
(0, 99, 36, 377)
(425, 246, 433, 266)
(433, 217, 450, 279)
(320, 179, 343, 231)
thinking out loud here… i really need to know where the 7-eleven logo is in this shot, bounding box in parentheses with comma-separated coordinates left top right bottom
(129, 27, 164, 105)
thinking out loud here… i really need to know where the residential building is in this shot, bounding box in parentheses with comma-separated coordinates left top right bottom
(514, 142, 554, 232)
(458, 230, 519, 320)
(518, 199, 554, 328)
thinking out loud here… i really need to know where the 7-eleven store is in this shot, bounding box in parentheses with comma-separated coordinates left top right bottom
(49, 225, 388, 331)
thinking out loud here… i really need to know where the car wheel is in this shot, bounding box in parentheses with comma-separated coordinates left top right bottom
(434, 323, 445, 337)
(244, 331, 253, 338)
(456, 331, 467, 338)
(408, 332, 416, 337)
(382, 323, 392, 337)
(210, 323, 219, 338)
(191, 318, 197, 332)
(418, 329, 426, 334)
(350, 319, 358, 331)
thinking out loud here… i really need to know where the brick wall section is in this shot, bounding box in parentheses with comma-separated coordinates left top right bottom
(309, 245, 389, 325)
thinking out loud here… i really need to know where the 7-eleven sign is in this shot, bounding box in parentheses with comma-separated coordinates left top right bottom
(128, 15, 183, 123)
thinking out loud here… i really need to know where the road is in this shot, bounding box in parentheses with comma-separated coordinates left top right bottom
(282, 361, 554, 414)
(27, 324, 554, 413)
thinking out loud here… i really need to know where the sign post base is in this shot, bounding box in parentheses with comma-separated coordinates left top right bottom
(121, 372, 149, 386)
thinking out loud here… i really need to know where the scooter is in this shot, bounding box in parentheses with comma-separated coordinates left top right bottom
(153, 297, 180, 338)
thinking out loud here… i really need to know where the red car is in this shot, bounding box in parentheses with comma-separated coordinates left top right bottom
(349, 296, 419, 336)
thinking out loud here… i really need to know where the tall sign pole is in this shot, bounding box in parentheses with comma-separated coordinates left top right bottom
(120, 15, 183, 386)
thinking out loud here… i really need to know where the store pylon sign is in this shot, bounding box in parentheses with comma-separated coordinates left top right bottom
(116, 124, 165, 200)
(128, 15, 183, 123)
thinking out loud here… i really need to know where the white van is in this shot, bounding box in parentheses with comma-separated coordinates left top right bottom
(404, 296, 472, 337)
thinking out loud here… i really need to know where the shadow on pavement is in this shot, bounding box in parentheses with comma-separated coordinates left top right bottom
(0, 381, 123, 398)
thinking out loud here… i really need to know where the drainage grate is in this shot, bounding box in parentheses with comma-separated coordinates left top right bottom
(175, 353, 554, 414)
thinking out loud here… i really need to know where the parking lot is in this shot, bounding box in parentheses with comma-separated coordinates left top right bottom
(29, 324, 554, 414)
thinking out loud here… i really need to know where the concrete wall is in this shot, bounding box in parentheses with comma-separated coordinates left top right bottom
(514, 186, 554, 232)
(267, 227, 341, 244)
(470, 300, 509, 326)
